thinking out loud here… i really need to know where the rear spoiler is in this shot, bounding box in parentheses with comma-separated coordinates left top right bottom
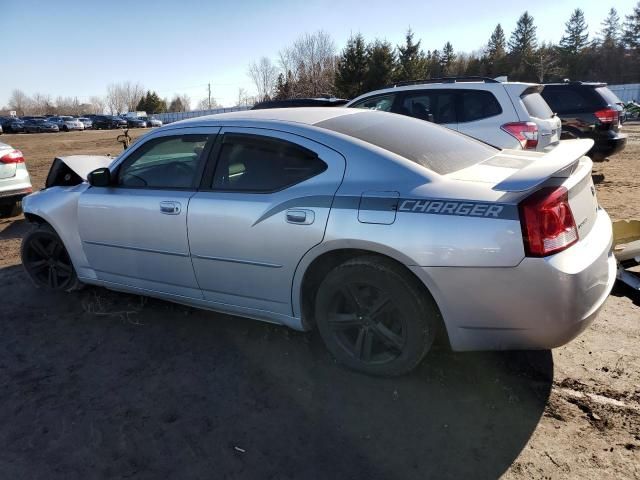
(492, 139, 594, 192)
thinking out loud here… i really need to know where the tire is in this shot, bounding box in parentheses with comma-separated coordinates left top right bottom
(0, 200, 22, 218)
(314, 255, 439, 376)
(63, 126, 69, 132)
(21, 223, 82, 292)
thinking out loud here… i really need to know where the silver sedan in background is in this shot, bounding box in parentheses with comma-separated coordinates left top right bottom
(48, 116, 84, 132)
(20, 108, 615, 375)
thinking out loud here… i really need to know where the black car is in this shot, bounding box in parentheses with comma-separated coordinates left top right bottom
(0, 117, 25, 133)
(24, 118, 59, 133)
(92, 115, 128, 129)
(251, 97, 349, 109)
(541, 81, 627, 160)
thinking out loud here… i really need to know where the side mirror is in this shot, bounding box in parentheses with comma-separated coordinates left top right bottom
(87, 167, 111, 187)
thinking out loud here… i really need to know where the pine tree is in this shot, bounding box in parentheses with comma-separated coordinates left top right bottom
(559, 8, 589, 55)
(487, 24, 506, 59)
(334, 33, 368, 98)
(363, 39, 396, 91)
(508, 12, 538, 80)
(623, 1, 640, 49)
(428, 49, 442, 78)
(599, 8, 621, 48)
(395, 29, 427, 81)
(440, 42, 456, 75)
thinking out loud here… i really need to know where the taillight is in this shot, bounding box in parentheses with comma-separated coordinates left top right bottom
(0, 149, 25, 164)
(519, 186, 578, 257)
(594, 108, 618, 124)
(501, 122, 539, 149)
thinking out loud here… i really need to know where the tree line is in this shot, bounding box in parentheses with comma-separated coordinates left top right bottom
(249, 3, 640, 101)
(2, 82, 204, 117)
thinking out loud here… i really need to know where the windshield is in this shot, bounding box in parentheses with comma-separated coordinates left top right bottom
(315, 111, 497, 175)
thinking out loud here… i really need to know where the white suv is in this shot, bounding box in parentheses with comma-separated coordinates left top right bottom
(345, 77, 562, 151)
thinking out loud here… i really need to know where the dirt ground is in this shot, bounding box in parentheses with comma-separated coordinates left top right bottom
(0, 126, 638, 479)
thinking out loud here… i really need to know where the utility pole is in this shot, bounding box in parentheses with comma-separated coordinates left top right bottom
(208, 83, 211, 109)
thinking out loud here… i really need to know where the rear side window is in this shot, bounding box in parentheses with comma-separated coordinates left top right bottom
(212, 134, 327, 192)
(458, 90, 502, 122)
(521, 91, 553, 119)
(350, 94, 396, 112)
(541, 87, 600, 113)
(399, 91, 457, 124)
(316, 110, 497, 175)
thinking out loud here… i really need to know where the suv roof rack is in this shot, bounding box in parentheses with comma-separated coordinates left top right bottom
(389, 76, 500, 88)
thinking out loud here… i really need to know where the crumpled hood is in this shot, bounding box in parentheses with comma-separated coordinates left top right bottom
(56, 155, 114, 180)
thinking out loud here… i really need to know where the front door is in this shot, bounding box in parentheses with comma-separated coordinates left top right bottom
(77, 128, 218, 298)
(188, 127, 345, 315)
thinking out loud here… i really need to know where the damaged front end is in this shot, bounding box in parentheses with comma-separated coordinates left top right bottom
(45, 155, 114, 188)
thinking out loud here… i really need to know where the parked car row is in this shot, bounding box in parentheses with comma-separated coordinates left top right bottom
(345, 77, 627, 160)
(0, 113, 163, 134)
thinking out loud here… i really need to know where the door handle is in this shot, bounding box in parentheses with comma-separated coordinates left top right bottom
(286, 209, 314, 225)
(160, 201, 181, 215)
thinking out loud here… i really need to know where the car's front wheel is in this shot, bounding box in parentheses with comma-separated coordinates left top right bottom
(21, 224, 81, 292)
(315, 256, 439, 376)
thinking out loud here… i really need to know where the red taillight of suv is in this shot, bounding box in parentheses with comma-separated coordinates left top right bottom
(594, 108, 618, 125)
(519, 186, 578, 257)
(0, 149, 25, 164)
(501, 122, 539, 150)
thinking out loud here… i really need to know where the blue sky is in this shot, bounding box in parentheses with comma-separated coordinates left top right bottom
(2, 0, 637, 108)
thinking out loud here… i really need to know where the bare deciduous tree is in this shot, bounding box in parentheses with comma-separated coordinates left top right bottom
(89, 95, 106, 114)
(248, 57, 278, 102)
(106, 84, 128, 115)
(8, 89, 31, 116)
(278, 31, 337, 97)
(195, 97, 220, 110)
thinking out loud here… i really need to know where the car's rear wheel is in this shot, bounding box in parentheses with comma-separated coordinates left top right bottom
(21, 224, 81, 292)
(62, 126, 69, 132)
(315, 256, 438, 376)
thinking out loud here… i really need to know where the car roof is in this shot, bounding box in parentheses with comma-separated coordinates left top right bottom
(171, 107, 361, 128)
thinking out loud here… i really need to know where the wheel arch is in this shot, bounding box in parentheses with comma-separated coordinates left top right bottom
(293, 241, 450, 345)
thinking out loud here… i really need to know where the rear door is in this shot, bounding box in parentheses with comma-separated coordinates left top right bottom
(187, 127, 345, 315)
(456, 89, 504, 145)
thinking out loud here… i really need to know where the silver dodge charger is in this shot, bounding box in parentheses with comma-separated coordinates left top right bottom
(21, 108, 616, 376)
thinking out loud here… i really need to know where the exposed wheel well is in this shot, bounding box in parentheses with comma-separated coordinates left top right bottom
(24, 213, 48, 225)
(299, 248, 449, 346)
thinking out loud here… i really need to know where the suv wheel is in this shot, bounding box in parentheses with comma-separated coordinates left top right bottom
(315, 256, 438, 376)
(21, 224, 81, 292)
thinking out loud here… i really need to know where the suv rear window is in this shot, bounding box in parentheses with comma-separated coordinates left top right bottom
(521, 91, 553, 119)
(316, 111, 497, 175)
(541, 86, 601, 114)
(595, 86, 622, 107)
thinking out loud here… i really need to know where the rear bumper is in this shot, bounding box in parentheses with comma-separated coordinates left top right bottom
(412, 208, 616, 351)
(592, 133, 627, 157)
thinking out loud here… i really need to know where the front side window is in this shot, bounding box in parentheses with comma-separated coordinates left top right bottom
(350, 94, 396, 112)
(458, 90, 502, 122)
(212, 134, 327, 192)
(117, 134, 209, 189)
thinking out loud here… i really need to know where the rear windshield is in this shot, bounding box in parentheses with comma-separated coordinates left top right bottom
(595, 87, 621, 106)
(315, 111, 497, 175)
(522, 92, 553, 119)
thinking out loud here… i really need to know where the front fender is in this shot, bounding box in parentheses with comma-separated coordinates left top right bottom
(23, 185, 97, 280)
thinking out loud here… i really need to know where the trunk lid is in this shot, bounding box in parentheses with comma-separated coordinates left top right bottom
(448, 138, 598, 239)
(518, 86, 561, 149)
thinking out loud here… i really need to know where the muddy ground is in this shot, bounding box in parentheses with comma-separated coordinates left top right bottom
(0, 126, 638, 479)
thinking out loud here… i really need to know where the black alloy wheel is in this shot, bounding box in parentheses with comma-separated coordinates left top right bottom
(315, 256, 439, 376)
(21, 225, 79, 291)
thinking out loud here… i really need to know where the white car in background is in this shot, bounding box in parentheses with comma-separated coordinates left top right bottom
(140, 116, 163, 127)
(48, 116, 85, 132)
(0, 142, 32, 217)
(346, 77, 562, 152)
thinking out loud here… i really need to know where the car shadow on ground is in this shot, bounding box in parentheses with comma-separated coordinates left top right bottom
(611, 281, 640, 307)
(0, 264, 553, 480)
